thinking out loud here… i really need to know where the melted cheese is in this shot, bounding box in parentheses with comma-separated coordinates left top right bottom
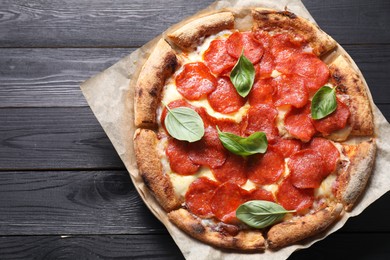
(169, 167, 215, 197)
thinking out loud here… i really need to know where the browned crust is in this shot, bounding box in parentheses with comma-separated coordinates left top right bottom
(133, 129, 180, 211)
(267, 203, 343, 249)
(168, 208, 266, 251)
(336, 139, 376, 211)
(329, 55, 374, 136)
(134, 39, 178, 129)
(167, 12, 235, 51)
(252, 8, 336, 56)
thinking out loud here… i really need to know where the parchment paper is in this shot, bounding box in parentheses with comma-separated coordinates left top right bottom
(80, 0, 390, 259)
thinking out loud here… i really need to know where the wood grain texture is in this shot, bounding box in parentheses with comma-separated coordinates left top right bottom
(0, 48, 132, 107)
(0, 170, 165, 235)
(0, 233, 389, 259)
(0, 0, 214, 48)
(0, 235, 184, 259)
(0, 0, 388, 47)
(0, 45, 389, 108)
(0, 107, 124, 170)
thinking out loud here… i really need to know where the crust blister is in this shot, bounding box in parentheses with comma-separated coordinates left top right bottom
(329, 55, 375, 136)
(252, 8, 337, 56)
(167, 11, 235, 51)
(134, 39, 178, 129)
(336, 139, 376, 211)
(267, 203, 343, 249)
(134, 129, 181, 211)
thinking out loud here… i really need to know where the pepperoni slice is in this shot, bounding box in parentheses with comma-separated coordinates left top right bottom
(256, 51, 275, 79)
(307, 137, 340, 174)
(273, 75, 309, 108)
(253, 31, 275, 79)
(312, 99, 351, 136)
(291, 53, 330, 93)
(244, 104, 279, 143)
(248, 78, 274, 106)
(276, 176, 314, 211)
(188, 126, 227, 168)
(185, 177, 220, 218)
(253, 30, 273, 49)
(247, 147, 285, 185)
(288, 149, 327, 189)
(208, 77, 246, 114)
(245, 188, 275, 202)
(284, 104, 316, 142)
(270, 137, 302, 158)
(226, 32, 264, 64)
(211, 182, 245, 224)
(272, 34, 304, 73)
(204, 39, 237, 75)
(175, 62, 217, 100)
(166, 138, 200, 175)
(212, 154, 247, 186)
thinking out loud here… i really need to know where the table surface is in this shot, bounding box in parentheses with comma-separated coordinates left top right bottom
(0, 0, 389, 259)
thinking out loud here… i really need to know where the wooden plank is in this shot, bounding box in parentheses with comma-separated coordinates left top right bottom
(290, 233, 390, 259)
(0, 170, 165, 235)
(0, 170, 388, 235)
(0, 105, 389, 170)
(0, 107, 124, 170)
(0, 235, 184, 259)
(0, 0, 214, 48)
(0, 0, 388, 48)
(0, 233, 389, 259)
(304, 0, 390, 45)
(0, 45, 389, 108)
(0, 48, 132, 107)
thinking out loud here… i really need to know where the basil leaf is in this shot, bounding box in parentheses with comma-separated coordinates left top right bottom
(217, 127, 267, 156)
(236, 200, 295, 229)
(311, 86, 337, 120)
(164, 106, 204, 142)
(230, 52, 255, 98)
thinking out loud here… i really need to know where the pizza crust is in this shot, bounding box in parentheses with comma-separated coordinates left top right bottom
(167, 12, 235, 51)
(168, 208, 266, 251)
(266, 203, 343, 249)
(251, 8, 337, 56)
(336, 139, 376, 211)
(134, 39, 178, 128)
(133, 129, 181, 211)
(329, 55, 374, 136)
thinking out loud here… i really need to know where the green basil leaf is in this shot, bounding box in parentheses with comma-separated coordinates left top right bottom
(236, 200, 295, 229)
(230, 52, 255, 98)
(164, 106, 204, 142)
(311, 86, 337, 120)
(217, 127, 267, 156)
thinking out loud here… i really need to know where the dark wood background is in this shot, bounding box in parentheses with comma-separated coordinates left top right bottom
(0, 0, 389, 259)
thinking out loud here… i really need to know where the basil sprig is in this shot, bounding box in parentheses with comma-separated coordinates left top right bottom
(311, 86, 337, 120)
(230, 51, 255, 98)
(236, 200, 295, 229)
(163, 103, 204, 142)
(217, 127, 267, 156)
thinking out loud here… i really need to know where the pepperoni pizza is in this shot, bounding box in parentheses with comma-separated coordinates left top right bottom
(133, 9, 376, 250)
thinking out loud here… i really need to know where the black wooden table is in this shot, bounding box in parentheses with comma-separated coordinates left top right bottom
(0, 0, 389, 259)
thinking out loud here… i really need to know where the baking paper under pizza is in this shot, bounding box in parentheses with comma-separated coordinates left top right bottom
(133, 8, 376, 251)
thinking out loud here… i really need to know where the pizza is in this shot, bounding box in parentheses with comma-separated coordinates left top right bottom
(133, 8, 376, 251)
